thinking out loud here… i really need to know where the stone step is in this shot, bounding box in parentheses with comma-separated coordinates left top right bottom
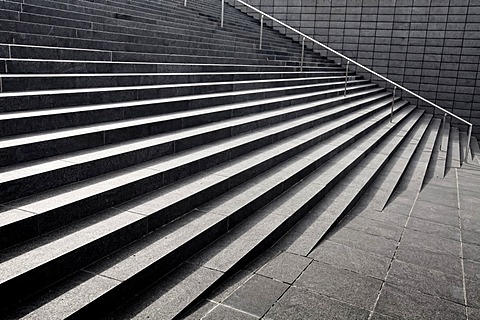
(0, 77, 366, 138)
(276, 108, 422, 257)
(434, 121, 450, 179)
(367, 113, 432, 211)
(0, 70, 344, 92)
(449, 127, 461, 169)
(0, 32, 327, 67)
(459, 131, 473, 164)
(0, 88, 385, 249)
(0, 97, 405, 312)
(0, 58, 337, 75)
(1, 0, 302, 50)
(0, 86, 382, 204)
(0, 74, 362, 113)
(471, 136, 480, 165)
(102, 103, 417, 320)
(0, 81, 373, 167)
(1, 100, 413, 319)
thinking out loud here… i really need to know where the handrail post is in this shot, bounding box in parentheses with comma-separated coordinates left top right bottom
(390, 86, 396, 123)
(344, 60, 349, 97)
(221, 0, 225, 28)
(300, 36, 305, 72)
(465, 124, 473, 164)
(441, 113, 447, 151)
(259, 14, 264, 50)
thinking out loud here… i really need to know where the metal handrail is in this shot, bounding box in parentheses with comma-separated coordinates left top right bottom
(190, 0, 474, 163)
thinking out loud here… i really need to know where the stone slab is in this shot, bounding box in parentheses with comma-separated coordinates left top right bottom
(400, 228, 461, 257)
(395, 243, 462, 276)
(464, 243, 480, 263)
(387, 259, 464, 304)
(308, 239, 391, 280)
(264, 286, 370, 320)
(375, 283, 466, 320)
(256, 251, 312, 284)
(406, 216, 461, 241)
(294, 261, 382, 310)
(222, 274, 289, 317)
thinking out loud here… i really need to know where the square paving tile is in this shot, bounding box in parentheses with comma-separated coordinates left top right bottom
(406, 216, 460, 241)
(339, 215, 404, 241)
(387, 259, 464, 304)
(222, 274, 288, 317)
(464, 259, 480, 282)
(466, 278, 480, 309)
(463, 230, 480, 246)
(308, 240, 390, 280)
(464, 243, 480, 262)
(400, 228, 461, 257)
(256, 251, 312, 284)
(411, 200, 459, 226)
(468, 307, 480, 320)
(395, 243, 462, 276)
(375, 283, 466, 320)
(264, 286, 370, 320)
(294, 261, 382, 310)
(325, 227, 398, 258)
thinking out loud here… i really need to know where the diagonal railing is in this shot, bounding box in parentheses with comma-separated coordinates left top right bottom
(184, 0, 473, 163)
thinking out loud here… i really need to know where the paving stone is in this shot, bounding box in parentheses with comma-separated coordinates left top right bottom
(202, 304, 258, 320)
(464, 259, 480, 282)
(464, 243, 480, 263)
(308, 240, 391, 280)
(467, 278, 480, 309)
(387, 259, 464, 304)
(325, 227, 398, 258)
(256, 251, 312, 284)
(395, 244, 462, 276)
(222, 274, 289, 317)
(182, 300, 218, 320)
(411, 200, 459, 226)
(339, 215, 404, 241)
(400, 228, 461, 257)
(375, 283, 467, 320)
(207, 270, 254, 303)
(264, 286, 370, 320)
(468, 307, 480, 320)
(462, 215, 480, 233)
(244, 248, 282, 273)
(294, 261, 382, 310)
(463, 230, 480, 246)
(406, 216, 460, 241)
(347, 208, 408, 227)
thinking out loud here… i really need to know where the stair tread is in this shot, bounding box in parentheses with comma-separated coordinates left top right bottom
(0, 91, 388, 226)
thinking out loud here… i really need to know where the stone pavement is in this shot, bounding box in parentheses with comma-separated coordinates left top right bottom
(183, 164, 480, 319)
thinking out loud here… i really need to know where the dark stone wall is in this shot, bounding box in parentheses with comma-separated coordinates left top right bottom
(229, 0, 480, 134)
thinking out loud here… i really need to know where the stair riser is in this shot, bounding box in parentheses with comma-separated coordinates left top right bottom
(0, 32, 327, 66)
(0, 71, 343, 92)
(0, 77, 353, 113)
(0, 59, 336, 74)
(0, 83, 373, 167)
(0, 90, 384, 250)
(0, 13, 322, 59)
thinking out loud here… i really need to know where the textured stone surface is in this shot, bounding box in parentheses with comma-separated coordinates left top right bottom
(394, 243, 462, 276)
(222, 274, 289, 317)
(387, 259, 464, 304)
(406, 216, 460, 241)
(308, 240, 390, 280)
(257, 251, 312, 284)
(294, 261, 383, 310)
(375, 283, 466, 320)
(400, 228, 461, 257)
(264, 286, 370, 320)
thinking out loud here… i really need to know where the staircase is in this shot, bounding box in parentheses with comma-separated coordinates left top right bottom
(0, 0, 477, 319)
